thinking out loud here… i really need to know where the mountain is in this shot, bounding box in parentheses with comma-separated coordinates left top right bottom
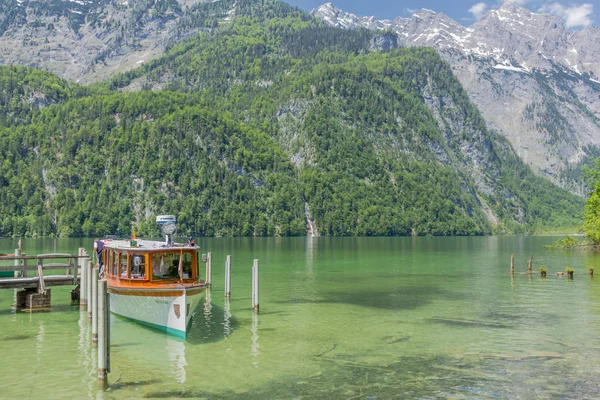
(0, 0, 235, 83)
(0, 0, 583, 237)
(312, 2, 600, 194)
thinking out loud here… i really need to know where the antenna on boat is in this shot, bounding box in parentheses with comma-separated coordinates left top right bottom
(157, 215, 177, 246)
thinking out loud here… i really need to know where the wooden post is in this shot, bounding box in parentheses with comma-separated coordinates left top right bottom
(82, 248, 88, 274)
(92, 268, 99, 345)
(80, 256, 87, 310)
(98, 279, 108, 390)
(251, 264, 255, 310)
(252, 259, 259, 312)
(510, 254, 515, 275)
(225, 255, 231, 298)
(527, 255, 533, 274)
(71, 248, 80, 276)
(72, 255, 78, 285)
(13, 248, 21, 278)
(72, 248, 78, 276)
(206, 252, 212, 287)
(37, 258, 46, 294)
(87, 260, 93, 319)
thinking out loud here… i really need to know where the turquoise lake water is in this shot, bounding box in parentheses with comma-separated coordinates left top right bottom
(1, 236, 600, 399)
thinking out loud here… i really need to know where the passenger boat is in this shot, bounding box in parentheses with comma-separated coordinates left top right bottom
(100, 216, 207, 339)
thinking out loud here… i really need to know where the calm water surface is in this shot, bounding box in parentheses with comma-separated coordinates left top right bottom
(1, 237, 600, 399)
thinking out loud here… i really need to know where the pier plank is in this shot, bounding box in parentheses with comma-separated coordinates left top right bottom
(0, 275, 78, 289)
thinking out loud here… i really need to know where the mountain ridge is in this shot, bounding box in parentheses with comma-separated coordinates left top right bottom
(313, 1, 600, 79)
(0, 0, 236, 83)
(312, 2, 600, 194)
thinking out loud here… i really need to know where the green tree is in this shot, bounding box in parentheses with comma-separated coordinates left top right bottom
(583, 158, 600, 244)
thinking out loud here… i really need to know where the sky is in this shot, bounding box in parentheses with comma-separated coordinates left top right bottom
(285, 0, 598, 29)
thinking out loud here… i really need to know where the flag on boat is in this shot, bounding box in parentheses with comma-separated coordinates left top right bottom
(178, 249, 183, 281)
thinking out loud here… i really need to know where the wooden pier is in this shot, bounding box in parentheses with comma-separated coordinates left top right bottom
(0, 249, 89, 311)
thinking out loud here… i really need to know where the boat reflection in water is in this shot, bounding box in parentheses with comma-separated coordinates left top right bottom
(106, 315, 190, 385)
(166, 338, 187, 383)
(105, 291, 239, 386)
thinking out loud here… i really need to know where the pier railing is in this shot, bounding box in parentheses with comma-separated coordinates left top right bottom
(0, 252, 89, 290)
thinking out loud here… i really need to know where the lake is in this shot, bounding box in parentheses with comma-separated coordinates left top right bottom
(1, 236, 600, 399)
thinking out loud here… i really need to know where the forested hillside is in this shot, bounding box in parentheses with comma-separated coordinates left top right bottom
(0, 0, 583, 237)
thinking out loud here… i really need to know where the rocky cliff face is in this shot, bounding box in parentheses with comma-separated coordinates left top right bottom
(0, 0, 233, 83)
(312, 2, 600, 194)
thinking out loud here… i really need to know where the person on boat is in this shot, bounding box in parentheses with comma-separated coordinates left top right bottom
(188, 237, 195, 247)
(132, 256, 145, 279)
(94, 238, 105, 270)
(168, 259, 179, 277)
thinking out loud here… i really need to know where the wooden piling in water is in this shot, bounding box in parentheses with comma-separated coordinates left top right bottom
(527, 255, 533, 274)
(225, 255, 231, 298)
(92, 268, 98, 345)
(252, 259, 259, 312)
(70, 248, 79, 276)
(13, 249, 21, 278)
(80, 256, 87, 310)
(98, 279, 108, 390)
(36, 258, 45, 293)
(72, 250, 80, 286)
(87, 260, 93, 319)
(72, 248, 78, 278)
(206, 252, 212, 287)
(510, 254, 515, 275)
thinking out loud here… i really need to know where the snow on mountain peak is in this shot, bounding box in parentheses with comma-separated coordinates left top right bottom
(312, 2, 598, 78)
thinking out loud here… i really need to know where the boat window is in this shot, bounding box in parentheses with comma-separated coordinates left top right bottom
(120, 253, 128, 278)
(151, 252, 193, 280)
(105, 250, 111, 276)
(130, 255, 146, 279)
(112, 251, 119, 277)
(181, 253, 193, 279)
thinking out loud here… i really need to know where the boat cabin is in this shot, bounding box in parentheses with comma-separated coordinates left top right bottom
(101, 239, 199, 283)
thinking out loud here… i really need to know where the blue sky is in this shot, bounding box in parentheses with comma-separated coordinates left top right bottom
(285, 0, 598, 28)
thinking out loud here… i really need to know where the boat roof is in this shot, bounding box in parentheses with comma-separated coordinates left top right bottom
(101, 239, 198, 253)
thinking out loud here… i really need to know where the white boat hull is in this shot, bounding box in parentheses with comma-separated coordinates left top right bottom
(108, 286, 205, 338)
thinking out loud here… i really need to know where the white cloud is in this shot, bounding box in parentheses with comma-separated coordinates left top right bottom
(405, 8, 417, 15)
(538, 3, 594, 28)
(503, 0, 530, 5)
(469, 2, 488, 19)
